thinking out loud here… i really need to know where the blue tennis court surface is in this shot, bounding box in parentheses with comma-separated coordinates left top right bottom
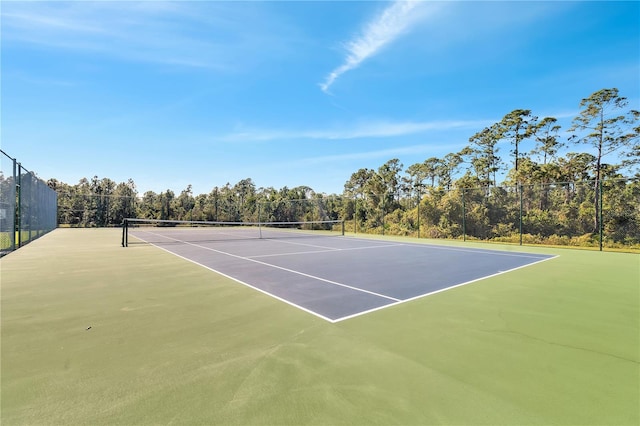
(128, 228, 556, 322)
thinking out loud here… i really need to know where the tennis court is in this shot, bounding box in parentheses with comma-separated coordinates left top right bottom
(3, 229, 638, 425)
(126, 221, 555, 322)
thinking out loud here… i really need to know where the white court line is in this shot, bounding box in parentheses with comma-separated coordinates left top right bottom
(343, 235, 551, 260)
(266, 236, 402, 251)
(247, 243, 406, 259)
(259, 238, 343, 251)
(136, 230, 401, 303)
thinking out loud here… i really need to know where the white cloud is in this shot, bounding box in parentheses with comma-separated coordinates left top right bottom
(1, 2, 289, 71)
(220, 118, 493, 143)
(320, 1, 434, 94)
(298, 143, 460, 166)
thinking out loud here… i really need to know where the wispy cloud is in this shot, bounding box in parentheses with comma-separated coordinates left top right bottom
(298, 143, 462, 166)
(221, 118, 493, 143)
(320, 1, 434, 94)
(8, 71, 78, 87)
(1, 2, 289, 71)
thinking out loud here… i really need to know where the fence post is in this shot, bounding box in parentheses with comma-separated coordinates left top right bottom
(462, 188, 466, 242)
(11, 158, 17, 250)
(381, 195, 385, 236)
(599, 179, 603, 252)
(417, 189, 420, 239)
(354, 196, 357, 234)
(16, 163, 21, 248)
(519, 184, 523, 246)
(258, 202, 262, 225)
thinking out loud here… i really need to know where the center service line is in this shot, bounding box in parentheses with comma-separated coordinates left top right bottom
(248, 243, 406, 259)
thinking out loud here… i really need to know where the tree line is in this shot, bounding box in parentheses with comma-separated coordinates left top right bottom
(50, 88, 639, 248)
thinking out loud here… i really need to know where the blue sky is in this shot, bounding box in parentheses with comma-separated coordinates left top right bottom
(2, 1, 639, 195)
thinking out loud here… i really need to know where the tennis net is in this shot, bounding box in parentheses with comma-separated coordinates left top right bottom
(122, 218, 345, 247)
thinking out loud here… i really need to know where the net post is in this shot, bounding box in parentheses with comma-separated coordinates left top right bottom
(122, 219, 128, 247)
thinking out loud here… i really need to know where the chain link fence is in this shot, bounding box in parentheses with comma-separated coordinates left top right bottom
(344, 179, 639, 251)
(41, 173, 639, 252)
(0, 150, 58, 256)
